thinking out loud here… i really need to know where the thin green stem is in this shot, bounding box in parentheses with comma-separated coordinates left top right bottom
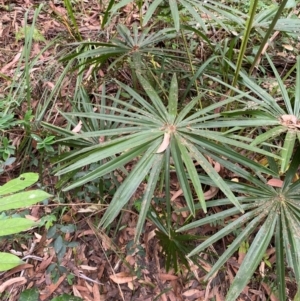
(165, 145, 171, 236)
(249, 0, 289, 74)
(180, 29, 201, 107)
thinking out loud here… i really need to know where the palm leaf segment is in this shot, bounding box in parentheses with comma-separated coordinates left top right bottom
(48, 74, 275, 240)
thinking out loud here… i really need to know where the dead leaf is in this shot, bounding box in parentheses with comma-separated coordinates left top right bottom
(128, 281, 135, 290)
(40, 274, 66, 301)
(158, 273, 178, 281)
(171, 189, 183, 201)
(80, 265, 98, 271)
(49, 1, 67, 16)
(183, 289, 204, 298)
(72, 285, 83, 298)
(72, 120, 82, 133)
(156, 132, 170, 153)
(204, 186, 219, 200)
(92, 283, 101, 301)
(1, 264, 33, 280)
(261, 281, 279, 301)
(0, 48, 22, 73)
(283, 44, 293, 51)
(267, 178, 283, 188)
(109, 272, 137, 284)
(0, 277, 27, 293)
(280, 114, 300, 128)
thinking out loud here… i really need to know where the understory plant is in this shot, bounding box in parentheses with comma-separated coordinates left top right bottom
(0, 173, 51, 271)
(42, 73, 277, 242)
(178, 146, 300, 300)
(216, 54, 300, 173)
(7, 0, 300, 299)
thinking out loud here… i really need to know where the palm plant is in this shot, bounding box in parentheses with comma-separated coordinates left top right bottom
(43, 73, 276, 241)
(60, 24, 187, 77)
(178, 146, 300, 300)
(212, 55, 300, 174)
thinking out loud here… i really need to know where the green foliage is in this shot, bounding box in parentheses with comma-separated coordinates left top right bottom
(19, 288, 39, 301)
(31, 134, 56, 153)
(0, 137, 15, 161)
(178, 147, 300, 300)
(51, 294, 82, 301)
(0, 173, 51, 271)
(15, 25, 46, 42)
(47, 223, 78, 262)
(43, 73, 277, 243)
(4, 0, 300, 299)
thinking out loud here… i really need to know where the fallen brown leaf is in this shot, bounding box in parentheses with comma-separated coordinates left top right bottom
(156, 132, 170, 153)
(109, 272, 137, 284)
(0, 277, 27, 293)
(158, 273, 178, 281)
(267, 178, 283, 188)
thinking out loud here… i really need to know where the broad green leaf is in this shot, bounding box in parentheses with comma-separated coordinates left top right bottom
(19, 288, 39, 301)
(54, 236, 64, 254)
(135, 153, 164, 241)
(0, 252, 24, 271)
(61, 112, 158, 128)
(0, 218, 36, 236)
(168, 74, 178, 123)
(0, 190, 51, 212)
(201, 154, 274, 193)
(0, 173, 38, 196)
(226, 209, 277, 301)
(281, 130, 296, 174)
(186, 129, 280, 159)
